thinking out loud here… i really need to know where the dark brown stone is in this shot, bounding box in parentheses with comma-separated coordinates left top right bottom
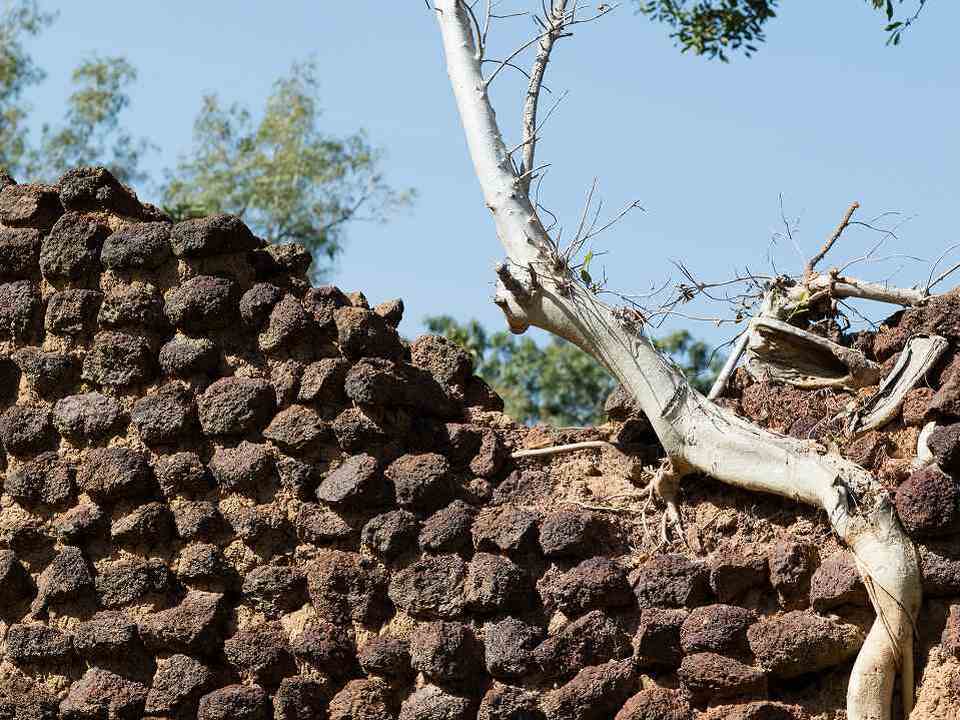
(274, 676, 332, 720)
(32, 546, 94, 614)
(264, 404, 328, 454)
(678, 653, 767, 705)
(5, 623, 73, 663)
(895, 466, 960, 537)
(0, 550, 34, 609)
(328, 678, 393, 720)
(767, 542, 816, 607)
(615, 687, 693, 720)
(45, 288, 101, 336)
(0, 226, 42, 279)
(145, 654, 216, 718)
(209, 441, 274, 492)
(299, 358, 350, 403)
(40, 211, 110, 280)
(420, 500, 477, 554)
(362, 510, 420, 560)
(680, 604, 755, 658)
(225, 621, 297, 687)
(359, 635, 412, 680)
(197, 684, 270, 720)
(59, 668, 147, 720)
(0, 404, 56, 456)
(542, 659, 637, 720)
(388, 554, 467, 620)
(12, 347, 77, 397)
(138, 591, 225, 655)
(410, 334, 473, 388)
(541, 557, 633, 617)
(242, 564, 307, 618)
(631, 554, 711, 609)
(0, 183, 62, 229)
(410, 620, 482, 685)
(73, 611, 138, 658)
(747, 611, 864, 679)
(171, 213, 259, 257)
(290, 619, 358, 679)
(101, 221, 172, 269)
(159, 335, 220, 377)
(708, 551, 769, 604)
(387, 452, 455, 512)
(164, 275, 238, 331)
(94, 557, 171, 608)
(131, 382, 197, 444)
(335, 306, 403, 359)
(4, 451, 74, 507)
(473, 504, 539, 554)
(484, 617, 543, 679)
(539, 509, 604, 558)
(197, 377, 276, 436)
(307, 550, 390, 625)
(81, 330, 154, 387)
(464, 552, 530, 614)
(259, 294, 307, 350)
(534, 610, 632, 680)
(58, 166, 145, 216)
(295, 502, 353, 544)
(154, 451, 214, 497)
(77, 447, 153, 502)
(0, 280, 40, 340)
(52, 392, 125, 444)
(479, 683, 543, 720)
(810, 551, 869, 611)
(399, 686, 474, 720)
(634, 608, 689, 668)
(316, 453, 386, 508)
(111, 502, 175, 547)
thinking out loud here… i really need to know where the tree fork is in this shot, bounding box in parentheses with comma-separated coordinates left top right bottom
(433, 2, 922, 717)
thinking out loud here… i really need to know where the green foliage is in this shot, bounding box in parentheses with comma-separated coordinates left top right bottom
(425, 316, 724, 426)
(29, 55, 154, 185)
(162, 61, 413, 277)
(0, 0, 54, 174)
(636, 0, 928, 60)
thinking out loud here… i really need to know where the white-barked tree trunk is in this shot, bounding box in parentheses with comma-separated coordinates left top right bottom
(432, 2, 923, 718)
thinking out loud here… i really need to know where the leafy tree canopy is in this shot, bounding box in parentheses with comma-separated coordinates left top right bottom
(0, 0, 54, 173)
(425, 315, 724, 425)
(636, 0, 928, 60)
(161, 61, 414, 276)
(0, 2, 410, 275)
(28, 55, 154, 186)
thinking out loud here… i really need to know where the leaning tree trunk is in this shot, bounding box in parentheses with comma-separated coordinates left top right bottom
(433, 2, 921, 718)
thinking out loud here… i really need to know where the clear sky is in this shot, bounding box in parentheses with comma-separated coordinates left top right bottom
(23, 1, 960, 346)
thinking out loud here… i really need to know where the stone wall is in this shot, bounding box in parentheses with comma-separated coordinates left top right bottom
(0, 166, 957, 719)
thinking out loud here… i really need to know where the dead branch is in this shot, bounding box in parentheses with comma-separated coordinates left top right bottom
(804, 200, 860, 278)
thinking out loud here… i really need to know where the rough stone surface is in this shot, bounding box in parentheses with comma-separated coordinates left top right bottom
(678, 652, 767, 705)
(895, 466, 959, 537)
(747, 611, 864, 679)
(631, 554, 712, 609)
(198, 377, 276, 436)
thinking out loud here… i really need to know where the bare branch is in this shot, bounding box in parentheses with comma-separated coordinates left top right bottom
(519, 0, 568, 190)
(804, 200, 860, 278)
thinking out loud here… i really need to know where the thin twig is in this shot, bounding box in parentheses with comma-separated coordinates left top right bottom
(804, 201, 860, 278)
(512, 440, 615, 459)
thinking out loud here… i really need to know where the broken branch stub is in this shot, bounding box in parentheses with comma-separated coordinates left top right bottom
(746, 317, 882, 390)
(844, 334, 948, 435)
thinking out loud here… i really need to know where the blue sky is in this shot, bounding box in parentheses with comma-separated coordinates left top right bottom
(23, 1, 960, 346)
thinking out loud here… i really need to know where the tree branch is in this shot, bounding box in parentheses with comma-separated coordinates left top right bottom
(434, 5, 919, 717)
